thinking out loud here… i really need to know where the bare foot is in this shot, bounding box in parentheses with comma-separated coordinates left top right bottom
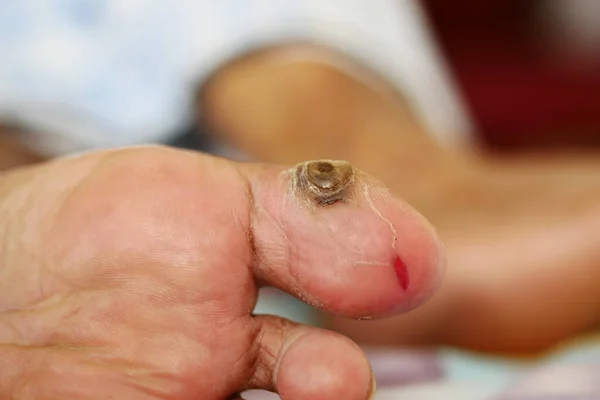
(0, 147, 443, 399)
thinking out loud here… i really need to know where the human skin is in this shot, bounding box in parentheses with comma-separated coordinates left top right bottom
(200, 46, 600, 354)
(3, 47, 599, 357)
(0, 146, 443, 399)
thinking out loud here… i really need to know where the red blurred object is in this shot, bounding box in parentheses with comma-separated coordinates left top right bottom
(423, 0, 600, 151)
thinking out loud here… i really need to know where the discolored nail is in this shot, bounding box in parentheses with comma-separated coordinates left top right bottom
(293, 160, 355, 206)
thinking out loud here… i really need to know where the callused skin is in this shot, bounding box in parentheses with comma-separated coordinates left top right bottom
(0, 147, 444, 400)
(293, 160, 356, 206)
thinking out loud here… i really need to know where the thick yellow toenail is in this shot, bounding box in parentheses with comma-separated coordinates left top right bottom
(294, 160, 355, 205)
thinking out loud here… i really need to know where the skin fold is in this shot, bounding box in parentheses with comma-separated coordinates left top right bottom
(0, 146, 443, 399)
(2, 46, 599, 388)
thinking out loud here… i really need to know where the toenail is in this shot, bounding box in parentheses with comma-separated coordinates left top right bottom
(294, 160, 355, 205)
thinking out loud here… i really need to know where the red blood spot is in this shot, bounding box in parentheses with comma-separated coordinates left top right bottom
(393, 256, 410, 290)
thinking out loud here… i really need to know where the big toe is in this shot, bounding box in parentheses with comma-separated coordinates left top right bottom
(241, 159, 445, 318)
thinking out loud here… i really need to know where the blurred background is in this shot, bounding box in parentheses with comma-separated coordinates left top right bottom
(424, 0, 600, 152)
(1, 1, 600, 398)
(1, 0, 599, 158)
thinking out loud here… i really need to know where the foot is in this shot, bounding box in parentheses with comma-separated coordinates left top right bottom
(0, 146, 443, 399)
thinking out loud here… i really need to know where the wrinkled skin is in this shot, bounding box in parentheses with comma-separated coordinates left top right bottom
(0, 146, 443, 399)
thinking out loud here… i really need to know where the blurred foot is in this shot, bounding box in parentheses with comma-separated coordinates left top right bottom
(327, 151, 600, 354)
(200, 51, 600, 354)
(0, 124, 46, 170)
